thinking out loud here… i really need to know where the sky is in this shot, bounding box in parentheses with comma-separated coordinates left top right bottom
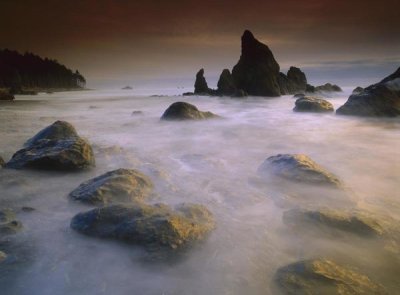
(1, 0, 400, 89)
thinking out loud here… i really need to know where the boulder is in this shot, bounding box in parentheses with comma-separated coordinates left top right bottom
(282, 208, 396, 237)
(352, 86, 364, 94)
(287, 67, 307, 92)
(6, 121, 95, 171)
(294, 96, 334, 113)
(0, 209, 22, 236)
(232, 30, 281, 97)
(70, 202, 215, 252)
(0, 91, 14, 101)
(337, 67, 400, 117)
(69, 168, 154, 205)
(161, 102, 218, 121)
(258, 154, 341, 187)
(314, 83, 342, 93)
(275, 258, 386, 295)
(194, 69, 212, 95)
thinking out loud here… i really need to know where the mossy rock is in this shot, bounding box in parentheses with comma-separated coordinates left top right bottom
(69, 168, 153, 205)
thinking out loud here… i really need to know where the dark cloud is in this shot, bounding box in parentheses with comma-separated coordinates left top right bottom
(1, 0, 399, 87)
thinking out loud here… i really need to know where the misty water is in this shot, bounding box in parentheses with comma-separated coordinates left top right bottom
(0, 89, 399, 294)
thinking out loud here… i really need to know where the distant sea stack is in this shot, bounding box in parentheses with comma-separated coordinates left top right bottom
(0, 49, 86, 94)
(187, 30, 341, 97)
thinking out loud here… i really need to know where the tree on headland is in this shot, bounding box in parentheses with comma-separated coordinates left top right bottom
(0, 49, 86, 92)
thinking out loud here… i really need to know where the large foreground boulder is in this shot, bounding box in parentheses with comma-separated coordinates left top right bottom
(70, 203, 215, 253)
(258, 154, 341, 187)
(294, 96, 334, 113)
(275, 258, 386, 295)
(161, 102, 218, 120)
(6, 121, 95, 171)
(69, 168, 153, 205)
(337, 67, 400, 117)
(232, 30, 281, 97)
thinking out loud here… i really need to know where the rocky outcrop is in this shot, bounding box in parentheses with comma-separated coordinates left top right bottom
(69, 168, 154, 205)
(275, 258, 386, 295)
(70, 203, 215, 253)
(161, 102, 218, 121)
(315, 83, 342, 93)
(232, 30, 281, 97)
(216, 69, 247, 97)
(6, 121, 95, 171)
(258, 154, 341, 187)
(337, 67, 400, 117)
(194, 69, 212, 95)
(0, 91, 14, 101)
(352, 86, 364, 94)
(279, 67, 308, 95)
(294, 96, 334, 113)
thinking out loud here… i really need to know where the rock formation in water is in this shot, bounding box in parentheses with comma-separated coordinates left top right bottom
(194, 69, 213, 95)
(0, 49, 86, 93)
(352, 86, 364, 94)
(232, 30, 282, 96)
(70, 203, 215, 254)
(161, 102, 218, 120)
(274, 258, 387, 295)
(337, 67, 400, 117)
(279, 67, 308, 95)
(294, 96, 334, 113)
(258, 154, 341, 187)
(69, 168, 154, 205)
(6, 120, 95, 171)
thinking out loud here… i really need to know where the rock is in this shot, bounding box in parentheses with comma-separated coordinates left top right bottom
(337, 67, 400, 117)
(294, 96, 334, 113)
(0, 156, 4, 167)
(313, 83, 342, 93)
(122, 86, 132, 90)
(161, 102, 218, 121)
(275, 258, 386, 295)
(0, 251, 6, 263)
(69, 168, 154, 205)
(352, 86, 364, 94)
(258, 154, 341, 187)
(293, 93, 305, 98)
(232, 30, 281, 97)
(0, 209, 22, 236)
(131, 110, 143, 116)
(70, 203, 215, 252)
(279, 67, 308, 95)
(217, 69, 237, 95)
(194, 69, 212, 95)
(6, 121, 95, 171)
(182, 92, 195, 96)
(282, 208, 397, 237)
(0, 91, 14, 101)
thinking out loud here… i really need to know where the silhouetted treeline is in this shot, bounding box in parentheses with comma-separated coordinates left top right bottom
(0, 49, 86, 92)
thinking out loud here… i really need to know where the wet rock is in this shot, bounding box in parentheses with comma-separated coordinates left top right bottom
(70, 202, 215, 252)
(194, 69, 212, 95)
(337, 67, 400, 117)
(0, 91, 14, 101)
(232, 30, 281, 97)
(314, 83, 342, 93)
(279, 67, 307, 95)
(275, 258, 386, 295)
(0, 156, 5, 167)
(0, 209, 22, 236)
(6, 121, 95, 171)
(69, 168, 154, 205)
(352, 86, 364, 94)
(161, 102, 218, 121)
(258, 154, 341, 187)
(293, 93, 305, 99)
(282, 208, 394, 237)
(294, 96, 334, 113)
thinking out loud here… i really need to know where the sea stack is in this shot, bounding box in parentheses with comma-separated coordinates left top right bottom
(232, 30, 281, 97)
